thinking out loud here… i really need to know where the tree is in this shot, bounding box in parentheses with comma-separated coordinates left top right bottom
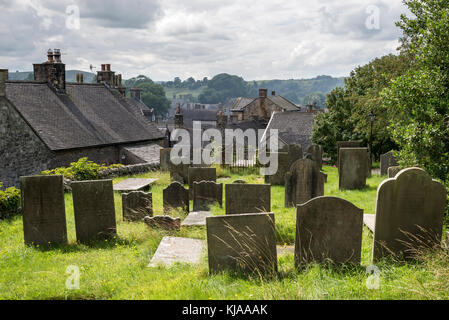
(137, 81, 170, 116)
(198, 73, 249, 104)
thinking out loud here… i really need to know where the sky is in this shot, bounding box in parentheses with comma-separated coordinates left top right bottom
(0, 0, 408, 81)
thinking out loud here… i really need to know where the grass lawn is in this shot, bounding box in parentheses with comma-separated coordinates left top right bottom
(0, 166, 448, 300)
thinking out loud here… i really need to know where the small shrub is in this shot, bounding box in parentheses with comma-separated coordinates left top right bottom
(0, 182, 21, 218)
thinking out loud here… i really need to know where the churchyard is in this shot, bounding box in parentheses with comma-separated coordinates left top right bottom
(0, 163, 448, 300)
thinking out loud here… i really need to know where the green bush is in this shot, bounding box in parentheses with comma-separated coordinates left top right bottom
(0, 182, 21, 218)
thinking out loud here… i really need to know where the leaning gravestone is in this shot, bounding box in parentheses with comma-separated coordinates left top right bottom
(285, 158, 324, 207)
(20, 175, 67, 246)
(163, 182, 189, 213)
(122, 191, 153, 221)
(159, 148, 171, 171)
(225, 184, 271, 215)
(295, 196, 363, 266)
(72, 180, 117, 243)
(144, 215, 181, 231)
(188, 167, 217, 198)
(339, 148, 369, 190)
(380, 151, 399, 176)
(373, 168, 446, 261)
(307, 144, 323, 169)
(337, 141, 362, 169)
(193, 181, 223, 211)
(265, 144, 302, 185)
(206, 212, 277, 274)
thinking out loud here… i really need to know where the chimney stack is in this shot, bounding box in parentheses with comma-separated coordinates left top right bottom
(259, 89, 267, 98)
(174, 103, 184, 128)
(34, 49, 66, 93)
(97, 63, 116, 87)
(272, 91, 276, 96)
(76, 74, 80, 83)
(47, 49, 54, 63)
(0, 69, 8, 97)
(130, 87, 142, 101)
(53, 49, 62, 63)
(101, 64, 106, 71)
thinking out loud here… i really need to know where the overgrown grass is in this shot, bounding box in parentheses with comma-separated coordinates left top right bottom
(0, 167, 447, 300)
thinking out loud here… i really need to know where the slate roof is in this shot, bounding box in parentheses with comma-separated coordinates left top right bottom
(231, 96, 299, 112)
(231, 97, 256, 111)
(5, 81, 164, 151)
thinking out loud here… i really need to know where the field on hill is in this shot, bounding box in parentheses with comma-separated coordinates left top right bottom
(0, 166, 448, 300)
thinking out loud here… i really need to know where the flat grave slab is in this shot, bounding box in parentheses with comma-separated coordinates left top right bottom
(148, 236, 205, 267)
(364, 214, 375, 233)
(277, 245, 294, 256)
(113, 178, 158, 192)
(181, 211, 212, 227)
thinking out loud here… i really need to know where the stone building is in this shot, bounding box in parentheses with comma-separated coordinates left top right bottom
(231, 89, 300, 122)
(0, 50, 164, 187)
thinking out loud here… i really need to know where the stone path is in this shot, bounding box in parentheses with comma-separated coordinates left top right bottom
(113, 178, 158, 192)
(148, 236, 205, 267)
(181, 211, 211, 227)
(363, 214, 375, 233)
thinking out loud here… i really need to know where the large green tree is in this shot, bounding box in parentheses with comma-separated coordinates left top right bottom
(136, 81, 170, 116)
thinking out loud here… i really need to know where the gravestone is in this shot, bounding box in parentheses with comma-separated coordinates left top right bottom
(169, 156, 190, 184)
(20, 175, 67, 246)
(193, 181, 223, 211)
(188, 167, 217, 198)
(144, 215, 181, 231)
(163, 182, 189, 213)
(388, 166, 401, 178)
(148, 237, 205, 267)
(380, 151, 399, 175)
(295, 197, 363, 266)
(122, 191, 153, 221)
(338, 148, 369, 190)
(113, 178, 158, 192)
(373, 168, 446, 261)
(337, 141, 362, 169)
(72, 180, 117, 243)
(206, 212, 277, 274)
(307, 144, 323, 169)
(320, 172, 328, 183)
(225, 184, 271, 215)
(285, 159, 324, 207)
(159, 148, 172, 171)
(265, 144, 303, 185)
(181, 211, 212, 227)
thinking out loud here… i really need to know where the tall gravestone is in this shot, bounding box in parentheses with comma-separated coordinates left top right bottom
(20, 175, 67, 246)
(188, 167, 217, 199)
(337, 141, 361, 169)
(193, 181, 223, 211)
(159, 148, 172, 171)
(163, 182, 189, 213)
(380, 151, 399, 175)
(373, 168, 446, 261)
(285, 158, 324, 207)
(295, 196, 363, 266)
(307, 144, 323, 169)
(169, 156, 190, 184)
(122, 191, 153, 221)
(225, 184, 271, 215)
(338, 148, 369, 190)
(206, 212, 277, 274)
(265, 144, 302, 185)
(72, 180, 117, 243)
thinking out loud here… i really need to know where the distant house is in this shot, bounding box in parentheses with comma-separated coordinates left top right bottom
(0, 50, 165, 187)
(260, 111, 315, 154)
(231, 89, 300, 122)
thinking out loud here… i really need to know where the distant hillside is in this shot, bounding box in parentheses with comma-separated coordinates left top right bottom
(8, 70, 96, 83)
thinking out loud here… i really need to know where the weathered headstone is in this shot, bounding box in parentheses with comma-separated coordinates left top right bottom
(188, 167, 216, 198)
(144, 215, 181, 231)
(338, 148, 369, 190)
(265, 144, 303, 185)
(285, 159, 324, 207)
(295, 196, 363, 266)
(337, 141, 362, 169)
(72, 180, 117, 243)
(373, 168, 446, 261)
(169, 156, 190, 184)
(225, 184, 271, 215)
(307, 144, 323, 169)
(206, 212, 277, 274)
(122, 191, 153, 221)
(320, 172, 328, 183)
(193, 181, 223, 211)
(148, 236, 205, 267)
(388, 166, 401, 178)
(380, 151, 399, 176)
(113, 178, 158, 192)
(163, 182, 189, 213)
(20, 175, 67, 246)
(181, 211, 212, 227)
(159, 148, 172, 171)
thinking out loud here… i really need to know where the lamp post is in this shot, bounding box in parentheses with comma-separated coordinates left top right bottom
(368, 111, 376, 165)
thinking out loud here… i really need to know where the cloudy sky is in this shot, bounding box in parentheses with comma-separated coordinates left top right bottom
(0, 0, 408, 81)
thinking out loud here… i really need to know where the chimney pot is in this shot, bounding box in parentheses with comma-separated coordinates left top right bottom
(106, 64, 111, 71)
(101, 64, 106, 71)
(0, 69, 8, 97)
(76, 74, 80, 83)
(47, 49, 54, 63)
(53, 49, 61, 63)
(272, 91, 276, 96)
(259, 89, 267, 98)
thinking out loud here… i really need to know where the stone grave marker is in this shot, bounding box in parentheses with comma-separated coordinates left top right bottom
(206, 212, 277, 274)
(338, 148, 369, 190)
(388, 166, 401, 178)
(307, 144, 323, 169)
(285, 158, 324, 207)
(122, 191, 153, 222)
(265, 144, 302, 185)
(20, 175, 67, 246)
(163, 182, 189, 213)
(148, 236, 205, 267)
(72, 180, 117, 243)
(363, 214, 375, 233)
(144, 216, 181, 231)
(225, 184, 271, 215)
(181, 211, 212, 227)
(188, 167, 217, 198)
(380, 151, 399, 175)
(337, 141, 362, 169)
(159, 148, 171, 171)
(373, 168, 446, 261)
(295, 196, 363, 266)
(113, 178, 158, 192)
(169, 156, 190, 184)
(193, 181, 223, 211)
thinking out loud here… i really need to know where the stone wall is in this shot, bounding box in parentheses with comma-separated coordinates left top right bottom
(52, 145, 119, 168)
